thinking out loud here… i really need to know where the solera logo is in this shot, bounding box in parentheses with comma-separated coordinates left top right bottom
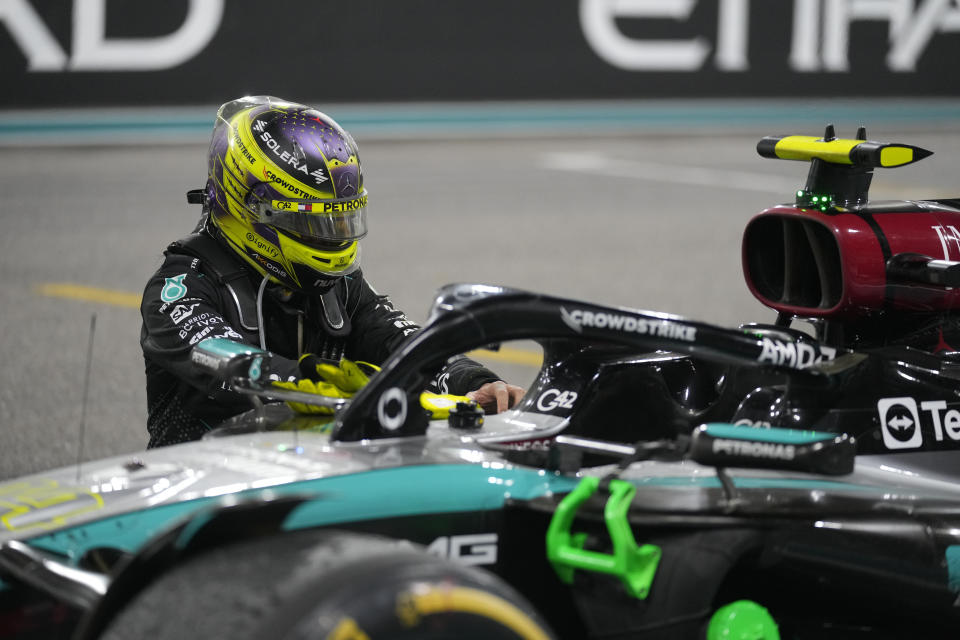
(1, 0, 224, 71)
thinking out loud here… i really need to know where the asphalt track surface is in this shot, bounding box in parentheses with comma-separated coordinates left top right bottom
(2, 104, 959, 480)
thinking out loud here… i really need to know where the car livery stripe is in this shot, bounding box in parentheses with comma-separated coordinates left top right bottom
(20, 466, 883, 566)
(22, 465, 579, 562)
(947, 546, 960, 593)
(703, 423, 837, 445)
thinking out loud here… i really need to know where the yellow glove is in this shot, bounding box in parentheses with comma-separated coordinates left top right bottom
(308, 358, 378, 392)
(420, 392, 473, 420)
(271, 378, 354, 414)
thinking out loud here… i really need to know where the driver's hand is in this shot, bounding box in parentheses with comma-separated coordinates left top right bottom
(466, 381, 525, 414)
(271, 378, 353, 414)
(299, 356, 379, 391)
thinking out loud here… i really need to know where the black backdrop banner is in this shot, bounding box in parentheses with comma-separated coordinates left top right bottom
(3, 0, 959, 108)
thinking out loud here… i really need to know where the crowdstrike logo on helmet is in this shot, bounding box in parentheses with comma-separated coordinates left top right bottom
(232, 127, 257, 165)
(262, 168, 315, 199)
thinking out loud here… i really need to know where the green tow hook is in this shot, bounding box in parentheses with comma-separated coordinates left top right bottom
(546, 476, 661, 599)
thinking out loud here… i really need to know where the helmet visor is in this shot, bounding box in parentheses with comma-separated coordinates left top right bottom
(249, 190, 368, 243)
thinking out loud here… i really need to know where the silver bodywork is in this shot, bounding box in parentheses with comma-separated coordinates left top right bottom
(4, 404, 960, 548)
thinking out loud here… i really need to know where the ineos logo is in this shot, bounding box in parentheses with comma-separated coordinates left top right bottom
(377, 387, 407, 431)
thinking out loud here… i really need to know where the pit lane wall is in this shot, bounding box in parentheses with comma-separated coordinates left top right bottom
(3, 0, 959, 109)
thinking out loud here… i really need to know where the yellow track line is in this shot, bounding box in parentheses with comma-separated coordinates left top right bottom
(468, 346, 543, 368)
(35, 283, 141, 308)
(35, 282, 544, 368)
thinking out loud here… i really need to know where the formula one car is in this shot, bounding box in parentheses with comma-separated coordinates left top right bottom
(3, 128, 960, 640)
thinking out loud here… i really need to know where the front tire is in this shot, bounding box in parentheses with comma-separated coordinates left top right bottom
(97, 530, 554, 640)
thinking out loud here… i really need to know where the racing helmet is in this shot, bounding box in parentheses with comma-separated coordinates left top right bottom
(205, 95, 367, 293)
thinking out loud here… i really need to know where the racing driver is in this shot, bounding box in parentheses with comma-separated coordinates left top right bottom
(140, 95, 522, 447)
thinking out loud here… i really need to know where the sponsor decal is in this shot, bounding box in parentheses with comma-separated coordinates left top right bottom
(274, 195, 366, 214)
(560, 306, 696, 341)
(434, 372, 450, 394)
(338, 174, 358, 197)
(877, 397, 960, 450)
(258, 130, 323, 182)
(427, 533, 497, 566)
(321, 195, 365, 213)
(262, 168, 315, 199)
(178, 313, 222, 340)
(6, 0, 224, 72)
(248, 356, 262, 381)
(878, 397, 923, 450)
(160, 274, 187, 303)
(211, 329, 243, 341)
(190, 348, 222, 371)
(393, 317, 418, 337)
(495, 437, 555, 451)
(712, 438, 795, 461)
(232, 126, 257, 165)
(378, 387, 407, 431)
(159, 296, 201, 314)
(733, 418, 772, 429)
(169, 303, 199, 325)
(933, 225, 960, 260)
(580, 0, 960, 73)
(757, 337, 836, 369)
(245, 232, 280, 258)
(251, 252, 289, 280)
(0, 479, 104, 532)
(189, 325, 218, 345)
(536, 388, 578, 412)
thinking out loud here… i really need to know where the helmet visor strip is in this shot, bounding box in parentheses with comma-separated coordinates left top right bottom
(249, 190, 368, 243)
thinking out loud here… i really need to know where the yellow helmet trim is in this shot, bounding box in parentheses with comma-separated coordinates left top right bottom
(235, 109, 335, 200)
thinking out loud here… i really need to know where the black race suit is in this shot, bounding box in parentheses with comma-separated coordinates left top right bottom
(140, 230, 499, 447)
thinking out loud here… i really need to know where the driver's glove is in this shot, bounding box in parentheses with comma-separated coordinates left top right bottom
(298, 355, 378, 392)
(419, 392, 474, 419)
(278, 356, 475, 420)
(272, 356, 380, 414)
(270, 378, 354, 414)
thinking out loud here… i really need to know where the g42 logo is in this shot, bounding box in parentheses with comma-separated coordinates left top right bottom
(537, 388, 578, 412)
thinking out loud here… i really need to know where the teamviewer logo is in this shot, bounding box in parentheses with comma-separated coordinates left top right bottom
(878, 397, 923, 450)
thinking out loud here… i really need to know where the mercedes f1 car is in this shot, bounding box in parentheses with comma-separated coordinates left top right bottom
(3, 128, 960, 639)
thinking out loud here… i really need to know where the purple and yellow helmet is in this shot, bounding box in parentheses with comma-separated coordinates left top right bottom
(206, 96, 367, 293)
